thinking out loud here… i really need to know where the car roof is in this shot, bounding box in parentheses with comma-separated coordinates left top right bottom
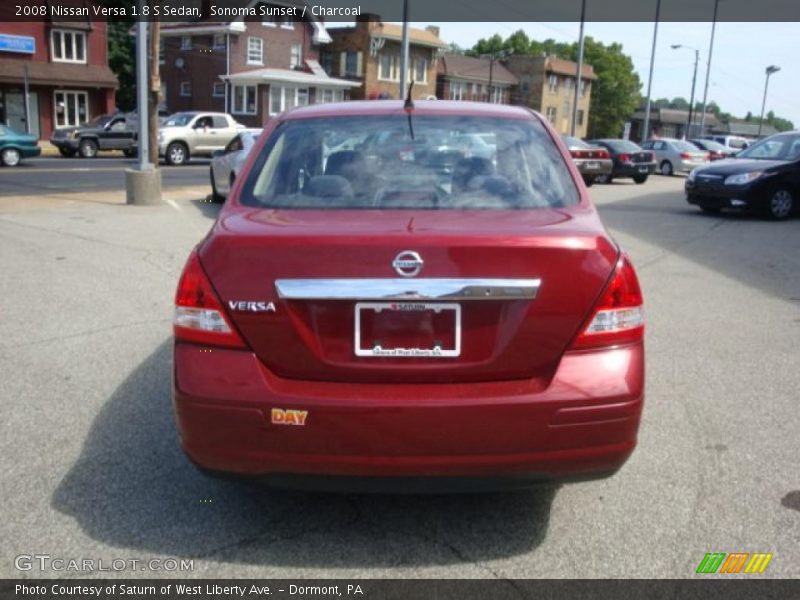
(281, 100, 535, 121)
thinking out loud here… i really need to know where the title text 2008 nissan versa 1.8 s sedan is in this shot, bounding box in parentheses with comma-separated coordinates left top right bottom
(172, 100, 645, 492)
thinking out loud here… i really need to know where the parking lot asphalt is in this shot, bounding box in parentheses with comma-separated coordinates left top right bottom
(0, 157, 211, 197)
(0, 176, 798, 579)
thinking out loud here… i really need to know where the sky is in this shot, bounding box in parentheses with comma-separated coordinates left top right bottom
(414, 22, 799, 126)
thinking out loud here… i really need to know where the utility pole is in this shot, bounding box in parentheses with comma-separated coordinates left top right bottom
(125, 2, 162, 205)
(671, 44, 699, 138)
(758, 65, 780, 136)
(148, 15, 160, 165)
(642, 0, 661, 142)
(570, 0, 586, 137)
(399, 0, 410, 99)
(699, 0, 719, 137)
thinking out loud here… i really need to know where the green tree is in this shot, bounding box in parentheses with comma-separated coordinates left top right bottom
(744, 111, 753, 121)
(669, 97, 689, 110)
(446, 42, 466, 55)
(107, 19, 136, 110)
(467, 34, 504, 57)
(567, 38, 642, 138)
(653, 97, 671, 108)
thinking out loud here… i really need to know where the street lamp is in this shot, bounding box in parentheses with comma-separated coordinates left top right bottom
(758, 65, 780, 136)
(671, 44, 700, 139)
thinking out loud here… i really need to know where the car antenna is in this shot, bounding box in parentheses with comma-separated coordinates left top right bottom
(405, 81, 415, 140)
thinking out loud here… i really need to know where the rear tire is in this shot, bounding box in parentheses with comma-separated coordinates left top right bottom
(595, 174, 612, 184)
(582, 175, 595, 187)
(166, 142, 188, 166)
(58, 148, 76, 158)
(765, 188, 794, 221)
(79, 138, 98, 158)
(1, 147, 21, 167)
(660, 161, 673, 176)
(633, 174, 648, 184)
(210, 168, 224, 203)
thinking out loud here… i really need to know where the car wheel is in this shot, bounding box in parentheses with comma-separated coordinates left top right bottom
(660, 161, 673, 176)
(633, 174, 648, 184)
(166, 142, 188, 166)
(1, 147, 21, 167)
(58, 148, 76, 158)
(79, 139, 98, 158)
(123, 148, 137, 158)
(210, 168, 224, 203)
(582, 176, 595, 187)
(595, 174, 612, 184)
(766, 188, 794, 221)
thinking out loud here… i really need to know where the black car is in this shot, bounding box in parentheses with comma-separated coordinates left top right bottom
(685, 131, 800, 220)
(50, 113, 138, 158)
(586, 139, 656, 184)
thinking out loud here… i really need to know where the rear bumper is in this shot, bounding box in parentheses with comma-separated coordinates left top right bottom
(49, 138, 79, 152)
(613, 163, 656, 177)
(573, 158, 613, 177)
(173, 342, 644, 484)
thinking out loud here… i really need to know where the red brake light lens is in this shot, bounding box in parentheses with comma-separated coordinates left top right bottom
(174, 250, 247, 348)
(598, 149, 610, 159)
(680, 152, 691, 159)
(569, 255, 644, 351)
(619, 153, 630, 162)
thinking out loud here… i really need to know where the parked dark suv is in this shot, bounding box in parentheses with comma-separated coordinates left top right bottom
(50, 113, 138, 158)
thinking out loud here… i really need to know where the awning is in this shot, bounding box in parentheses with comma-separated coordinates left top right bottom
(0, 58, 118, 89)
(223, 67, 360, 89)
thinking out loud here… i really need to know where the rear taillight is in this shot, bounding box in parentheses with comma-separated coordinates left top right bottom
(174, 250, 247, 348)
(569, 149, 582, 159)
(598, 149, 610, 159)
(648, 151, 655, 161)
(680, 152, 691, 159)
(619, 153, 631, 163)
(569, 255, 644, 351)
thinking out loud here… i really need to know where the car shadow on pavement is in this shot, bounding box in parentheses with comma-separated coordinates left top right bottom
(52, 341, 558, 568)
(189, 197, 224, 220)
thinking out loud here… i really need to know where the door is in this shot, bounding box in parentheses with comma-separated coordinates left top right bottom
(103, 117, 132, 150)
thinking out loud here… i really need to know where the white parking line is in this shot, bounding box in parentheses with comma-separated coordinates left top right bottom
(165, 198, 184, 212)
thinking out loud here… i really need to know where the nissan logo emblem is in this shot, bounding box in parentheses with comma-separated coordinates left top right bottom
(392, 251, 424, 278)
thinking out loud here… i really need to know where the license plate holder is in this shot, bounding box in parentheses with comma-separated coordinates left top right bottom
(638, 166, 649, 173)
(585, 161, 599, 170)
(354, 302, 461, 358)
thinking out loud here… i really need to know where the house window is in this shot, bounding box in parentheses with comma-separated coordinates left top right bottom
(247, 37, 263, 65)
(262, 14, 276, 26)
(212, 82, 226, 97)
(492, 86, 503, 104)
(180, 82, 191, 97)
(281, 18, 294, 29)
(580, 79, 587, 97)
(320, 51, 334, 75)
(297, 88, 309, 106)
(51, 30, 86, 63)
(378, 53, 400, 81)
(54, 90, 88, 128)
(213, 34, 226, 50)
(232, 84, 257, 115)
(180, 36, 192, 50)
(339, 51, 361, 77)
(409, 58, 427, 84)
(577, 109, 585, 126)
(545, 106, 557, 123)
(548, 74, 558, 93)
(290, 43, 302, 68)
(449, 81, 465, 101)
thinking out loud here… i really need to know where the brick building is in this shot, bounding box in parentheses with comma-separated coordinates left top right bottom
(0, 14, 117, 139)
(159, 2, 359, 127)
(436, 53, 518, 104)
(505, 55, 596, 137)
(322, 16, 447, 100)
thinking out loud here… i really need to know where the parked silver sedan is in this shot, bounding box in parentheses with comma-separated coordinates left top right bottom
(209, 129, 262, 202)
(640, 138, 709, 176)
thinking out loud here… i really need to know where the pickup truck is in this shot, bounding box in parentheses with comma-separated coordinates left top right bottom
(158, 112, 244, 165)
(50, 113, 138, 158)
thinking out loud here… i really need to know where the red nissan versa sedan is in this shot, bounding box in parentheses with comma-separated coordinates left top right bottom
(172, 100, 645, 491)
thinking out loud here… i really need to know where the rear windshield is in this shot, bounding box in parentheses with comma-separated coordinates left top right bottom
(240, 115, 579, 210)
(673, 141, 701, 152)
(603, 140, 642, 153)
